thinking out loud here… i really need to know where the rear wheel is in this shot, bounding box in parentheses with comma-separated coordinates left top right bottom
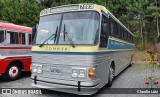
(106, 65, 114, 87)
(2, 63, 22, 81)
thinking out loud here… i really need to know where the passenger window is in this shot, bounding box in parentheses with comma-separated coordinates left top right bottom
(117, 25, 121, 38)
(121, 28, 124, 40)
(110, 19, 114, 36)
(100, 15, 108, 48)
(124, 31, 127, 40)
(0, 30, 5, 44)
(29, 34, 32, 45)
(19, 33, 26, 45)
(7, 31, 19, 44)
(130, 34, 132, 42)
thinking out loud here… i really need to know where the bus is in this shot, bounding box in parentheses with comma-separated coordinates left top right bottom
(31, 4, 135, 95)
(0, 21, 32, 81)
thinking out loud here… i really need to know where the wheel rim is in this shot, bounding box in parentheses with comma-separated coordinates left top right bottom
(109, 67, 114, 81)
(9, 66, 19, 78)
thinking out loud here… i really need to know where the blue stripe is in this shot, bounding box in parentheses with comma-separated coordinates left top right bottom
(32, 50, 134, 55)
(32, 51, 112, 55)
(108, 39, 135, 49)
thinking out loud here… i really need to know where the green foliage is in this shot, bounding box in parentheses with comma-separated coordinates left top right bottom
(0, 0, 44, 26)
(0, 0, 4, 18)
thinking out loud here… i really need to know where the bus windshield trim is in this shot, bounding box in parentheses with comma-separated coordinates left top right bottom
(34, 11, 100, 46)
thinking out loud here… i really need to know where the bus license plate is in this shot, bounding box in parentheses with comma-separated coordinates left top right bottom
(50, 68, 62, 74)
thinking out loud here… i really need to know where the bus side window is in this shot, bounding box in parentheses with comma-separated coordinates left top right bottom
(122, 28, 125, 40)
(117, 25, 121, 38)
(19, 33, 26, 45)
(110, 18, 114, 36)
(110, 18, 118, 37)
(0, 30, 5, 44)
(100, 15, 108, 48)
(7, 31, 18, 44)
(22, 33, 26, 45)
(124, 30, 127, 40)
(29, 34, 32, 45)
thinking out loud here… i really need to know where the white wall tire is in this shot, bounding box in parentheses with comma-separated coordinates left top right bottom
(2, 63, 22, 81)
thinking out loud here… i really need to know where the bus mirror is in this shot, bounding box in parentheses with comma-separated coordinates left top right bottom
(32, 27, 36, 33)
(32, 26, 37, 42)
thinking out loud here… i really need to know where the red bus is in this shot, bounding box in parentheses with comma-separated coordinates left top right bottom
(0, 21, 32, 81)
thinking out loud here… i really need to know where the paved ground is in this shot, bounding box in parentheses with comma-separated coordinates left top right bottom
(0, 63, 160, 97)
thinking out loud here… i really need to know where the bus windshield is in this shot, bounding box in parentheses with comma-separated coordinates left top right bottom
(35, 11, 100, 45)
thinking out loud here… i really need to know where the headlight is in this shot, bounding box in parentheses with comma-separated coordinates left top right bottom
(72, 69, 78, 77)
(79, 69, 85, 78)
(72, 68, 86, 78)
(37, 66, 42, 73)
(32, 64, 42, 74)
(32, 67, 37, 73)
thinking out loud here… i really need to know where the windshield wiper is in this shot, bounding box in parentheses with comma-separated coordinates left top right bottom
(39, 26, 58, 47)
(63, 24, 75, 48)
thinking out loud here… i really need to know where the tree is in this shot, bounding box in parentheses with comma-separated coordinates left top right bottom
(1, 0, 44, 26)
(0, 0, 4, 19)
(20, 0, 44, 26)
(147, 0, 160, 36)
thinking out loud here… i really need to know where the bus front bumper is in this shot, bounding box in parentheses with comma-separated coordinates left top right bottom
(31, 76, 100, 95)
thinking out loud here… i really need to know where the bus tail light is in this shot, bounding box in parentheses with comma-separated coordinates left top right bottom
(88, 68, 96, 78)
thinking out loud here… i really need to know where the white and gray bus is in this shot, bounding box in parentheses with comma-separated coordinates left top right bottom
(31, 4, 135, 95)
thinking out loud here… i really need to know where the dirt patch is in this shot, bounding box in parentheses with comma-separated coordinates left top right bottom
(133, 51, 153, 62)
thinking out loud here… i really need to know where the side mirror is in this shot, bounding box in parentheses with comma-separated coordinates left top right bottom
(32, 24, 38, 44)
(32, 27, 36, 40)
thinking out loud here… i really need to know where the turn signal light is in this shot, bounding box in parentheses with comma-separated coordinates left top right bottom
(30, 64, 32, 72)
(88, 68, 96, 78)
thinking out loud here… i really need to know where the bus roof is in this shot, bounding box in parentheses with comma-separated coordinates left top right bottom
(0, 22, 32, 33)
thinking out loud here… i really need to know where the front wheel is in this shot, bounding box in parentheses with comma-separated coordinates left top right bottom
(106, 65, 114, 87)
(2, 63, 22, 81)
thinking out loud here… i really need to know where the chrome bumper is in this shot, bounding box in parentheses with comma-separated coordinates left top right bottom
(31, 76, 100, 95)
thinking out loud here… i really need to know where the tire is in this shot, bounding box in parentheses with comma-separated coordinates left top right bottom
(128, 63, 132, 67)
(2, 63, 22, 81)
(106, 65, 114, 87)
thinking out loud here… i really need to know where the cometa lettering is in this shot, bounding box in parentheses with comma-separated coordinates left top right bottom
(45, 47, 68, 51)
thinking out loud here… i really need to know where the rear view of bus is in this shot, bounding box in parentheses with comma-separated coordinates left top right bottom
(31, 4, 135, 95)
